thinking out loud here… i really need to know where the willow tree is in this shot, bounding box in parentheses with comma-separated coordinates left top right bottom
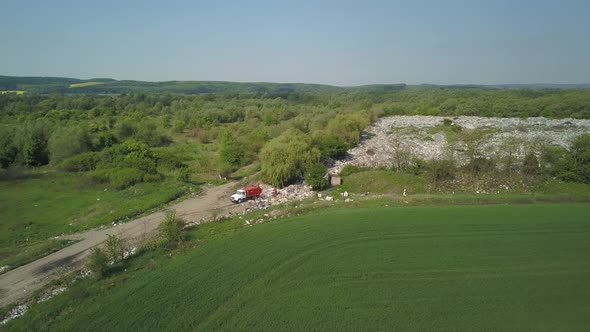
(260, 129, 320, 187)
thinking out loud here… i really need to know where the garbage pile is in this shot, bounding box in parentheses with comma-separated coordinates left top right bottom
(239, 183, 314, 214)
(330, 115, 590, 174)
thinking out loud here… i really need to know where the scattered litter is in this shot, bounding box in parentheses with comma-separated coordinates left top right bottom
(38, 287, 66, 303)
(1, 304, 29, 325)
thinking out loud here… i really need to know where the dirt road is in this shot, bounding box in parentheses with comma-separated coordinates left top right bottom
(0, 182, 240, 307)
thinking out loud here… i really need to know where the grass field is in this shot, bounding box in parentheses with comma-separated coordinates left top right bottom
(7, 203, 590, 331)
(0, 173, 187, 269)
(337, 170, 428, 194)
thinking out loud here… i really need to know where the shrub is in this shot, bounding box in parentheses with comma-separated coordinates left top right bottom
(305, 162, 327, 190)
(465, 157, 496, 174)
(157, 150, 185, 170)
(104, 234, 128, 264)
(109, 168, 145, 189)
(87, 247, 109, 279)
(428, 159, 456, 187)
(87, 168, 145, 189)
(176, 167, 191, 182)
(48, 126, 92, 164)
(404, 159, 429, 175)
(60, 152, 101, 172)
(522, 152, 541, 176)
(136, 121, 171, 147)
(159, 210, 186, 247)
(553, 134, 590, 183)
(115, 121, 136, 140)
(143, 173, 163, 183)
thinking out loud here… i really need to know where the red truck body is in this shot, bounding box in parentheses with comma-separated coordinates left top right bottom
(243, 186, 263, 198)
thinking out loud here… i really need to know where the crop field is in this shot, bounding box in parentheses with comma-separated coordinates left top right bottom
(0, 90, 25, 95)
(68, 82, 105, 88)
(8, 203, 590, 331)
(0, 173, 186, 269)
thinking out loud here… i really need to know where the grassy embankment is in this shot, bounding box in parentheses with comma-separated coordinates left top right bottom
(5, 203, 590, 331)
(0, 172, 188, 270)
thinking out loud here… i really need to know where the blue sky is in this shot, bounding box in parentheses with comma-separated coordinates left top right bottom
(1, 0, 589, 85)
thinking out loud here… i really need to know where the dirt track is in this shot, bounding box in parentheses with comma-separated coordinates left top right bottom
(0, 182, 240, 307)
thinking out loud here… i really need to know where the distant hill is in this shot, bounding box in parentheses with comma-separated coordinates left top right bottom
(1, 75, 588, 95)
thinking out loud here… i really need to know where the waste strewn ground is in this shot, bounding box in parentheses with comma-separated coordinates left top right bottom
(331, 115, 590, 173)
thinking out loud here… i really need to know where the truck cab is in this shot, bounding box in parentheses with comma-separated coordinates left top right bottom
(231, 189, 247, 203)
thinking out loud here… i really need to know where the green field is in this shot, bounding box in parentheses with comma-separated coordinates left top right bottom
(8, 203, 590, 331)
(0, 173, 187, 269)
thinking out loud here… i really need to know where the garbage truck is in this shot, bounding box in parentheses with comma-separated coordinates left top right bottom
(230, 185, 262, 203)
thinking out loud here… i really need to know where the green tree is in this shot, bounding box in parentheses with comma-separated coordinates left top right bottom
(219, 129, 244, 167)
(326, 113, 371, 147)
(48, 126, 92, 164)
(14, 120, 51, 166)
(0, 128, 17, 168)
(305, 162, 327, 190)
(260, 130, 320, 187)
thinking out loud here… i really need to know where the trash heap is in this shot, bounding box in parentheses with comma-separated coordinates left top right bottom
(241, 183, 314, 213)
(330, 115, 590, 174)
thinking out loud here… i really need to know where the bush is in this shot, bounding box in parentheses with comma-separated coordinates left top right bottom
(553, 134, 590, 183)
(87, 247, 109, 279)
(60, 152, 101, 172)
(428, 159, 456, 186)
(157, 150, 185, 170)
(522, 152, 541, 176)
(305, 162, 327, 190)
(143, 173, 163, 183)
(48, 126, 92, 164)
(136, 121, 171, 147)
(159, 210, 186, 247)
(465, 157, 496, 174)
(104, 234, 128, 264)
(404, 159, 429, 175)
(176, 167, 191, 182)
(86, 168, 145, 189)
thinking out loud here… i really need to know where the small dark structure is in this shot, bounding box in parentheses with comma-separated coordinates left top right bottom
(328, 173, 342, 186)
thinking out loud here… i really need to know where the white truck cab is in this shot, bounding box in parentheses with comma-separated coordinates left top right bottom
(231, 189, 247, 203)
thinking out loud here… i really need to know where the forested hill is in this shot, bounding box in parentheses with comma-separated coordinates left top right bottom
(0, 75, 408, 95)
(3, 75, 589, 95)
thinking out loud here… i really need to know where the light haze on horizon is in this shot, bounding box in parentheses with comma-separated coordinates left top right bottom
(1, 0, 589, 86)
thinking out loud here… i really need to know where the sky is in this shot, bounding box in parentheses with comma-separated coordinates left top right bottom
(1, 0, 589, 85)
